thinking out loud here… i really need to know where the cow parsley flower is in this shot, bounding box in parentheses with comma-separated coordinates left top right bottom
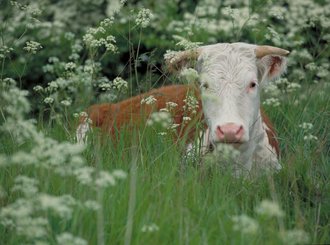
(112, 77, 128, 92)
(303, 134, 318, 141)
(61, 100, 72, 107)
(33, 85, 43, 92)
(147, 111, 172, 128)
(44, 97, 54, 104)
(65, 62, 76, 71)
(84, 200, 101, 211)
(299, 122, 313, 130)
(24, 41, 42, 54)
(141, 95, 157, 105)
(112, 169, 127, 179)
(183, 116, 191, 123)
(287, 82, 301, 93)
(141, 223, 159, 232)
(255, 199, 284, 218)
(12, 175, 39, 197)
(173, 35, 203, 50)
(166, 102, 178, 110)
(269, 6, 286, 20)
(263, 98, 280, 107)
(95, 171, 116, 188)
(281, 229, 310, 245)
(183, 95, 199, 114)
(232, 214, 259, 235)
(38, 194, 76, 219)
(181, 68, 199, 83)
(56, 232, 87, 245)
(135, 8, 153, 28)
(47, 81, 59, 91)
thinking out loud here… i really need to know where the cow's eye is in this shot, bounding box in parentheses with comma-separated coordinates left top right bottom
(201, 82, 209, 89)
(249, 81, 258, 89)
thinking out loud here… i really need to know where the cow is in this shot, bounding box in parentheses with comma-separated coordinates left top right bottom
(77, 42, 289, 175)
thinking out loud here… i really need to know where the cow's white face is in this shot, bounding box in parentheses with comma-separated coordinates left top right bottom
(166, 42, 288, 145)
(198, 43, 261, 144)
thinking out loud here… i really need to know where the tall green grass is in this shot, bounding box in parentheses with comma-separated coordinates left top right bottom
(2, 82, 328, 244)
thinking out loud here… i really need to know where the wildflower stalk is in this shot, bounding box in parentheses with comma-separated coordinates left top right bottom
(95, 138, 105, 245)
(134, 29, 142, 88)
(124, 146, 138, 245)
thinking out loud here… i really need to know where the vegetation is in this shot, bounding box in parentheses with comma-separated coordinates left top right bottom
(0, 0, 329, 244)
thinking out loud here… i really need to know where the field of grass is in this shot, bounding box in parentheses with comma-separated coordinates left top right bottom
(1, 0, 329, 244)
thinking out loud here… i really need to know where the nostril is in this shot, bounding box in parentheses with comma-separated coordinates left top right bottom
(236, 125, 243, 135)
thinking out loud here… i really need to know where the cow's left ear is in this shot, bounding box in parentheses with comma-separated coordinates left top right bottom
(255, 46, 289, 83)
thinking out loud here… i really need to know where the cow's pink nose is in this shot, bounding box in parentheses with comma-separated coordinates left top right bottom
(216, 123, 244, 143)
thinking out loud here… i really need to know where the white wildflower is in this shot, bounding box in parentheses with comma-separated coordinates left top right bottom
(263, 98, 280, 107)
(112, 169, 127, 179)
(95, 171, 116, 188)
(303, 134, 318, 141)
(183, 95, 199, 114)
(38, 194, 76, 219)
(47, 81, 58, 91)
(24, 41, 42, 54)
(61, 100, 72, 107)
(255, 199, 284, 218)
(281, 229, 310, 245)
(287, 82, 301, 93)
(181, 68, 199, 82)
(113, 77, 128, 92)
(215, 144, 240, 160)
(99, 82, 112, 91)
(64, 32, 75, 40)
(305, 62, 318, 71)
(173, 35, 203, 50)
(232, 214, 259, 235)
(135, 8, 153, 28)
(73, 167, 94, 186)
(269, 6, 286, 20)
(183, 116, 191, 123)
(299, 122, 313, 130)
(56, 232, 87, 245)
(141, 223, 159, 232)
(158, 132, 167, 136)
(33, 85, 43, 92)
(65, 62, 76, 71)
(44, 97, 54, 104)
(166, 102, 178, 110)
(147, 111, 172, 128)
(84, 200, 101, 211)
(12, 175, 39, 197)
(141, 95, 157, 105)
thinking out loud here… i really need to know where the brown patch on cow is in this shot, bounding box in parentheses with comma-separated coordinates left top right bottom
(83, 84, 205, 143)
(261, 110, 280, 157)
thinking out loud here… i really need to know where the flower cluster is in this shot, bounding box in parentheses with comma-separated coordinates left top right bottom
(135, 8, 153, 28)
(146, 111, 172, 129)
(299, 122, 318, 142)
(141, 95, 157, 105)
(180, 68, 199, 83)
(23, 41, 42, 54)
(83, 17, 117, 53)
(232, 214, 259, 235)
(141, 223, 159, 232)
(183, 94, 199, 115)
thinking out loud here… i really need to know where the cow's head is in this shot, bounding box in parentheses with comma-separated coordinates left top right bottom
(165, 43, 289, 145)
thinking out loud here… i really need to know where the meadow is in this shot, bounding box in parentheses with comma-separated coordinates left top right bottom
(0, 0, 329, 244)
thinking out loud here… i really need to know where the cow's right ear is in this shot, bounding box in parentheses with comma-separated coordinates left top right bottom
(164, 49, 201, 73)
